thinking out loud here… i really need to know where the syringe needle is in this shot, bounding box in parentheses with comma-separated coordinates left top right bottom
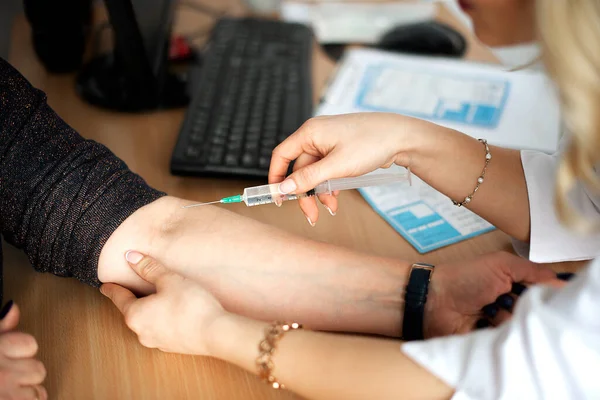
(182, 200, 222, 209)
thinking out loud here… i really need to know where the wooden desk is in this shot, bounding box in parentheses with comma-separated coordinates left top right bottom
(4, 2, 582, 399)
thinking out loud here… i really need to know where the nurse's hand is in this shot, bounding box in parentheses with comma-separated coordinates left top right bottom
(101, 251, 226, 355)
(0, 303, 47, 400)
(269, 113, 447, 224)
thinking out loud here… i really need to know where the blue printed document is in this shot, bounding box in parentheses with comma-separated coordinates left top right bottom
(317, 48, 561, 153)
(358, 169, 494, 253)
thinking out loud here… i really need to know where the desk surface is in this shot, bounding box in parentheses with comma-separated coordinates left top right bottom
(5, 1, 582, 399)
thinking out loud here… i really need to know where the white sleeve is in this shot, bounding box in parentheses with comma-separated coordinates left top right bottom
(513, 149, 600, 262)
(401, 259, 600, 400)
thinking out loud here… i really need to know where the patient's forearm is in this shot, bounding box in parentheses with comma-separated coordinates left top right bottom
(99, 196, 411, 337)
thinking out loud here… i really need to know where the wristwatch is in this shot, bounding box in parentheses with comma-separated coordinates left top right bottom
(402, 262, 435, 341)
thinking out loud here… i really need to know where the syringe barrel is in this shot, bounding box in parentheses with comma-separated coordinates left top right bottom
(314, 170, 411, 194)
(242, 183, 304, 206)
(242, 170, 410, 206)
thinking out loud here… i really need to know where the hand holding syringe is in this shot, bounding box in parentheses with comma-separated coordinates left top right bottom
(183, 170, 411, 208)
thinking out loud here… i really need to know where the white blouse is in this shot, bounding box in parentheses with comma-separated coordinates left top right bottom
(402, 259, 600, 399)
(401, 151, 600, 399)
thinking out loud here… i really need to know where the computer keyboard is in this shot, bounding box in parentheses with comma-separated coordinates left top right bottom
(170, 18, 314, 179)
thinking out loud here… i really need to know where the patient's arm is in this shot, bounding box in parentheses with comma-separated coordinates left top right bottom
(99, 196, 411, 337)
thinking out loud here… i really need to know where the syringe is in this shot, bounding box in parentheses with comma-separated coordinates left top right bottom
(183, 170, 411, 208)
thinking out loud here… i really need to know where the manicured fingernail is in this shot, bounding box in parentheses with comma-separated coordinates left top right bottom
(306, 215, 316, 227)
(323, 205, 336, 216)
(557, 272, 575, 281)
(0, 300, 14, 320)
(279, 179, 297, 194)
(482, 304, 499, 318)
(496, 294, 514, 311)
(125, 250, 144, 264)
(475, 318, 490, 329)
(511, 283, 527, 296)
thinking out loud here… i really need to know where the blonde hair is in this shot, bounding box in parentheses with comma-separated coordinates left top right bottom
(537, 0, 600, 230)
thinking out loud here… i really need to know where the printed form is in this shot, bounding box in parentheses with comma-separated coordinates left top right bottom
(359, 172, 494, 253)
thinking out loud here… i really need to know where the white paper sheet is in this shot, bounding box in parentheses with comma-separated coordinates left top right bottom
(317, 48, 561, 153)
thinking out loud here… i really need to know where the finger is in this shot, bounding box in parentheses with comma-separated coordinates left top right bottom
(279, 151, 351, 195)
(100, 284, 137, 316)
(124, 251, 182, 288)
(293, 153, 321, 224)
(0, 301, 20, 333)
(318, 193, 338, 216)
(0, 332, 38, 358)
(33, 385, 48, 400)
(490, 309, 512, 326)
(12, 385, 45, 400)
(505, 257, 556, 284)
(543, 278, 569, 289)
(269, 120, 320, 184)
(332, 190, 340, 198)
(9, 358, 46, 385)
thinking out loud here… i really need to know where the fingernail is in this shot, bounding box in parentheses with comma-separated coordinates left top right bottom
(306, 215, 316, 227)
(279, 179, 297, 194)
(496, 294, 514, 311)
(323, 205, 336, 216)
(475, 318, 490, 329)
(557, 272, 575, 281)
(99, 286, 106, 296)
(0, 300, 14, 320)
(482, 304, 499, 318)
(125, 250, 144, 264)
(511, 283, 527, 296)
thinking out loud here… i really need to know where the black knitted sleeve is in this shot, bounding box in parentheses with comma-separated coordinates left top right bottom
(0, 58, 166, 295)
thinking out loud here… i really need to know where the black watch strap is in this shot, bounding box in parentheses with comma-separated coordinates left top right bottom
(402, 263, 434, 341)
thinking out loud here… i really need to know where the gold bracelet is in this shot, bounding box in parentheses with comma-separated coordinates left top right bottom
(256, 321, 303, 390)
(452, 139, 491, 207)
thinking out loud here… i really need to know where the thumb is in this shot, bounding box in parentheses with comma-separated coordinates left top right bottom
(278, 156, 345, 194)
(509, 259, 556, 284)
(0, 301, 19, 333)
(125, 251, 182, 288)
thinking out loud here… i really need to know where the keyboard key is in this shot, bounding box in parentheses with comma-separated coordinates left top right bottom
(259, 156, 270, 169)
(185, 146, 201, 159)
(209, 152, 223, 165)
(225, 153, 239, 166)
(242, 153, 257, 167)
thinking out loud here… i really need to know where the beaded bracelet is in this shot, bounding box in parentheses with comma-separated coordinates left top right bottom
(452, 139, 491, 207)
(256, 321, 303, 390)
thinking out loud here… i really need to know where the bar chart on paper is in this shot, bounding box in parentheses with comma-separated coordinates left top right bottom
(355, 65, 509, 128)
